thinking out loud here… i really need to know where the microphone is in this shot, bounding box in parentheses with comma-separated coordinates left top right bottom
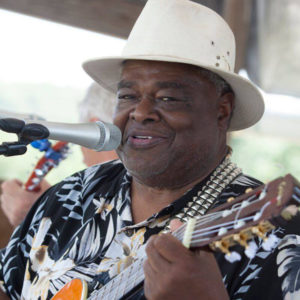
(25, 120, 122, 151)
(0, 109, 45, 121)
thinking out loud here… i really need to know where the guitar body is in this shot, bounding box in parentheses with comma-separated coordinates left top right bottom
(50, 279, 144, 300)
(51, 279, 87, 300)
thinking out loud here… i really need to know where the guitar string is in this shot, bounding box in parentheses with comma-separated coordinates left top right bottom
(96, 257, 146, 300)
(176, 200, 270, 242)
(173, 195, 262, 239)
(232, 185, 268, 225)
(113, 269, 124, 300)
(99, 259, 141, 300)
(172, 193, 260, 237)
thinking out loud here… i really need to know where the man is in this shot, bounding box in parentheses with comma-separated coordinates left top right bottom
(0, 82, 118, 227)
(0, 0, 299, 299)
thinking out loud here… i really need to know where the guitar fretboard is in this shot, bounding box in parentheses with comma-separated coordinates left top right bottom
(89, 254, 146, 300)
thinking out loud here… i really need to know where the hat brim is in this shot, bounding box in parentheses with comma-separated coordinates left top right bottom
(83, 55, 264, 131)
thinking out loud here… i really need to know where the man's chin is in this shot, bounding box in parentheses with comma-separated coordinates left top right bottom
(124, 160, 168, 184)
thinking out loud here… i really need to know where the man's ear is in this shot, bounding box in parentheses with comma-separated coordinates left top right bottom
(217, 93, 235, 131)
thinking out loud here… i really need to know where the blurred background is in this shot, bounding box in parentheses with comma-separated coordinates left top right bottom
(0, 0, 299, 186)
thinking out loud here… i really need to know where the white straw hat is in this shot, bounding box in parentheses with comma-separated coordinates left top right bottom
(83, 0, 264, 131)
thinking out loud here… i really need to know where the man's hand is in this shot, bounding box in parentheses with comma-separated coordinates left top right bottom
(143, 220, 229, 300)
(1, 179, 50, 227)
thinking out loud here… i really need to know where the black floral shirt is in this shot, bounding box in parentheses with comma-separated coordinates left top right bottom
(0, 160, 299, 300)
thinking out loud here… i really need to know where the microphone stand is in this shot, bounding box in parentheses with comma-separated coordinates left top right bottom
(0, 118, 49, 156)
(0, 142, 28, 156)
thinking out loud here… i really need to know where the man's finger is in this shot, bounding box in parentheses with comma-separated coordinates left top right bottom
(146, 236, 171, 271)
(151, 234, 192, 263)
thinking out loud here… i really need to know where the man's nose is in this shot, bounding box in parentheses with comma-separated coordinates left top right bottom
(129, 97, 160, 123)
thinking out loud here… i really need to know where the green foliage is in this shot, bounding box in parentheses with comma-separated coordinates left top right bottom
(0, 82, 85, 122)
(230, 134, 300, 183)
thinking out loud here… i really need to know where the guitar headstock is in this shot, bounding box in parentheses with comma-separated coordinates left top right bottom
(25, 141, 69, 192)
(180, 174, 300, 262)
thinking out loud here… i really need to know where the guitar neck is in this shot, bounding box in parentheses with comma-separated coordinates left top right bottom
(90, 255, 146, 300)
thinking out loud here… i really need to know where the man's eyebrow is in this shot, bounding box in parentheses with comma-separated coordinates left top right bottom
(117, 80, 134, 90)
(117, 80, 188, 90)
(156, 81, 187, 89)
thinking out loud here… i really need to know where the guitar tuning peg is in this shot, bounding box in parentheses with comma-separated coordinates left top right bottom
(227, 197, 235, 203)
(244, 241, 258, 259)
(211, 240, 229, 253)
(262, 234, 279, 251)
(233, 233, 248, 248)
(245, 188, 253, 193)
(251, 225, 267, 240)
(281, 205, 300, 220)
(225, 251, 241, 263)
(233, 233, 259, 259)
(212, 240, 241, 263)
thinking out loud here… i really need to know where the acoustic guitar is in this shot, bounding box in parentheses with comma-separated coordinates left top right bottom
(52, 174, 300, 300)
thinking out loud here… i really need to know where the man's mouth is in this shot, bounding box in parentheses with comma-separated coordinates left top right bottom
(134, 136, 153, 139)
(127, 135, 165, 148)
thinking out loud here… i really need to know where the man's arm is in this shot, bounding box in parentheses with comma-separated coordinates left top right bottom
(1, 179, 51, 227)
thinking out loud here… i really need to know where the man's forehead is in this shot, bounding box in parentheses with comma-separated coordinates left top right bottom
(121, 59, 198, 72)
(117, 79, 189, 90)
(119, 60, 214, 88)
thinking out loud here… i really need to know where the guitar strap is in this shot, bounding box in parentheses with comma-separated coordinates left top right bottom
(165, 149, 242, 230)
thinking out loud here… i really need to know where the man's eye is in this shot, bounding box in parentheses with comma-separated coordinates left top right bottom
(159, 97, 177, 102)
(118, 94, 135, 100)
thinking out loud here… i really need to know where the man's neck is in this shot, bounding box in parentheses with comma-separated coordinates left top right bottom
(130, 146, 230, 223)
